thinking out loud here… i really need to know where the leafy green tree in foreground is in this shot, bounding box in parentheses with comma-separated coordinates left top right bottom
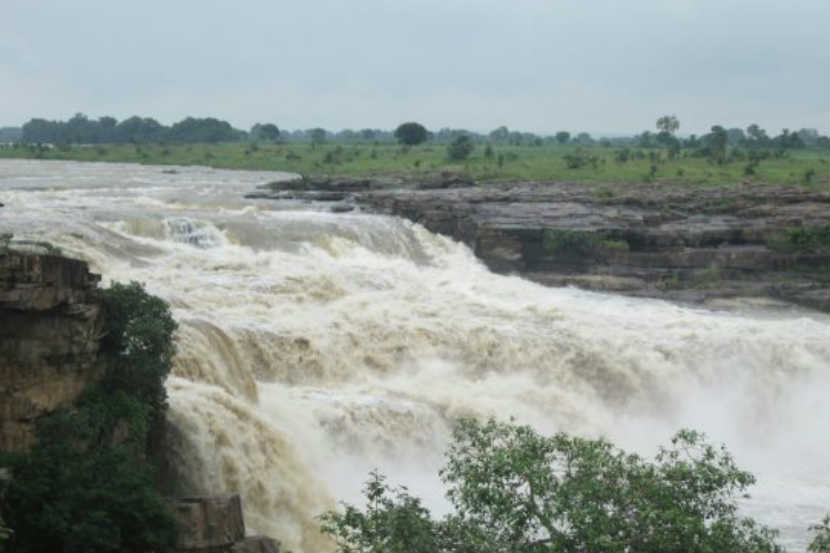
(321, 418, 782, 553)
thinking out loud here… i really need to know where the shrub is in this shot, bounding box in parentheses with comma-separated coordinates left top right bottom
(614, 148, 630, 163)
(321, 418, 782, 553)
(447, 135, 474, 161)
(99, 281, 177, 418)
(766, 225, 830, 252)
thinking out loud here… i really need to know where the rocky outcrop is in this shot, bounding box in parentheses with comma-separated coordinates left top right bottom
(245, 172, 474, 208)
(245, 176, 829, 311)
(0, 250, 106, 452)
(0, 250, 284, 550)
(358, 182, 829, 311)
(172, 495, 281, 553)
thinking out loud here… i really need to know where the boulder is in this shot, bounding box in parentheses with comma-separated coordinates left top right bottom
(172, 495, 246, 551)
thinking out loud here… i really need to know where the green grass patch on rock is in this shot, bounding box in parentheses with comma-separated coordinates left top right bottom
(543, 229, 630, 262)
(766, 225, 830, 252)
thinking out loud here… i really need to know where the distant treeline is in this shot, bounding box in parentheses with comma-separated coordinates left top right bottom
(19, 114, 245, 145)
(9, 113, 829, 150)
(0, 127, 22, 142)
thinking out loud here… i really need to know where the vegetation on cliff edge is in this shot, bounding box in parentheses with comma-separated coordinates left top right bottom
(0, 282, 178, 553)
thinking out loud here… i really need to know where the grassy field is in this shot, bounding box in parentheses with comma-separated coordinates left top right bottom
(1, 141, 827, 189)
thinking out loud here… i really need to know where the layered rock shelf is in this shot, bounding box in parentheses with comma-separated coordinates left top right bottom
(251, 176, 830, 311)
(0, 250, 105, 452)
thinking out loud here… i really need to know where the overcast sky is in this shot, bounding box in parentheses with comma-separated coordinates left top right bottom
(2, 0, 828, 135)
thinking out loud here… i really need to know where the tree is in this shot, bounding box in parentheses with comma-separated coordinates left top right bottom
(772, 128, 804, 149)
(310, 128, 327, 148)
(797, 128, 819, 146)
(114, 116, 166, 143)
(336, 129, 358, 142)
(394, 122, 428, 146)
(554, 131, 570, 144)
(656, 114, 680, 135)
(638, 130, 656, 148)
(97, 116, 117, 142)
(22, 118, 60, 144)
(99, 281, 177, 416)
(809, 515, 830, 553)
(447, 135, 474, 161)
(251, 123, 280, 142)
(321, 418, 782, 553)
(704, 125, 728, 163)
(168, 117, 239, 143)
(726, 127, 746, 144)
(320, 471, 439, 553)
(745, 124, 769, 146)
(489, 126, 510, 142)
(573, 132, 594, 145)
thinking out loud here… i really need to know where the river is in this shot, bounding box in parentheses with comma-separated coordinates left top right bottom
(1, 159, 827, 551)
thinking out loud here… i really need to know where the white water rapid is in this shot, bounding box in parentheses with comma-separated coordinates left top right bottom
(1, 159, 827, 552)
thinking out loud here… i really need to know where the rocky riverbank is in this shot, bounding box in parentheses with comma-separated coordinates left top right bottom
(249, 175, 830, 311)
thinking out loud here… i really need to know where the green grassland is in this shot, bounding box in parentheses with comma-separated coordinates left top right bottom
(1, 141, 827, 189)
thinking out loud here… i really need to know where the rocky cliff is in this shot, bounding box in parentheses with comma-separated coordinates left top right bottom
(0, 250, 283, 551)
(251, 176, 830, 311)
(360, 183, 830, 310)
(0, 249, 105, 452)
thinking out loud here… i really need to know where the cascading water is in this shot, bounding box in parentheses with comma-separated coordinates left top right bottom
(1, 159, 827, 552)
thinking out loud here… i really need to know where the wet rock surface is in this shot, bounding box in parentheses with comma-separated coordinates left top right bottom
(172, 495, 281, 553)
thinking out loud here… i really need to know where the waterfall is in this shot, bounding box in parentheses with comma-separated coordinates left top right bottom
(2, 159, 827, 552)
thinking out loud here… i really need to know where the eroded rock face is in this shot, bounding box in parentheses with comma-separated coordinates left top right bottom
(171, 495, 283, 552)
(356, 182, 830, 311)
(0, 250, 105, 452)
(172, 495, 246, 551)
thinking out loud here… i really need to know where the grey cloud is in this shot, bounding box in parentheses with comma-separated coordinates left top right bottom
(1, 0, 827, 135)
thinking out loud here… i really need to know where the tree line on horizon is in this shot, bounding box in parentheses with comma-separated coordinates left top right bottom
(8, 113, 829, 151)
